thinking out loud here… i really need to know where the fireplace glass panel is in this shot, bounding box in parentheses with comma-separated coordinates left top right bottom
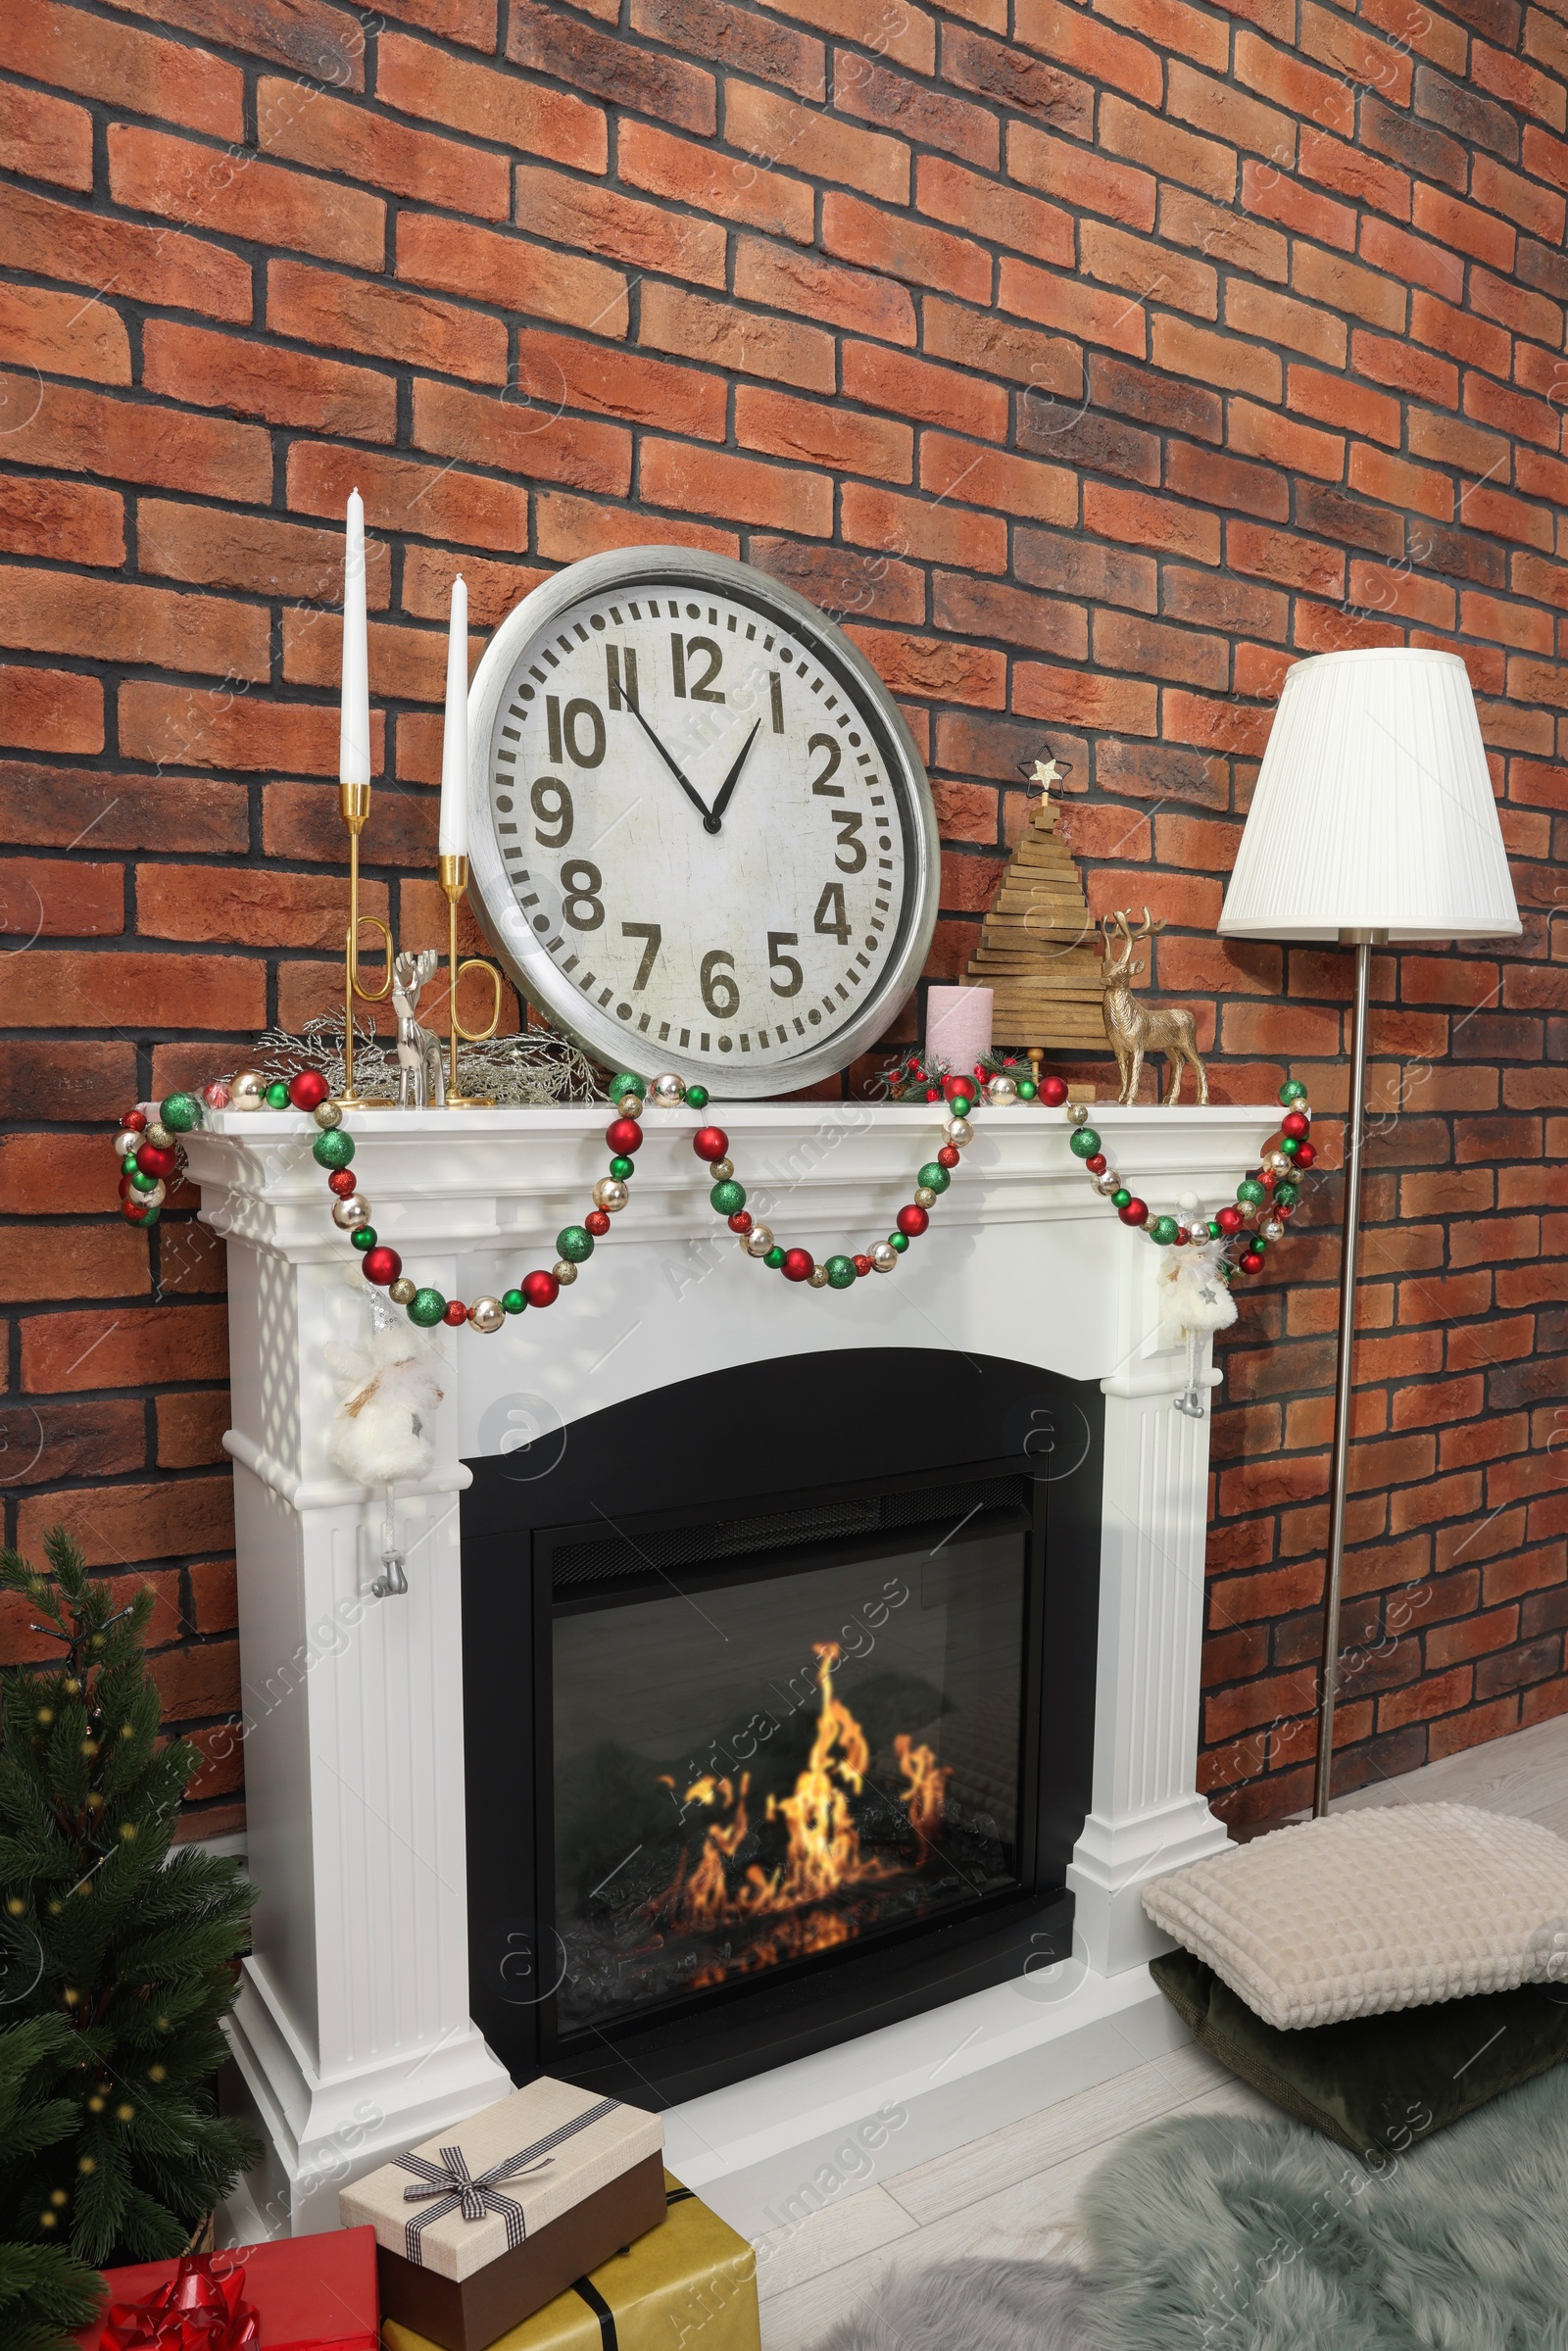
(551, 1530, 1027, 2035)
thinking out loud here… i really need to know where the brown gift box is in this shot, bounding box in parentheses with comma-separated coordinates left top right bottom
(340, 2080, 664, 2351)
(383, 2175, 760, 2351)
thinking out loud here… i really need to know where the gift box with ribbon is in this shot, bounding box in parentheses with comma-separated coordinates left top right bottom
(341, 2080, 665, 2351)
(74, 2230, 378, 2351)
(382, 2176, 760, 2351)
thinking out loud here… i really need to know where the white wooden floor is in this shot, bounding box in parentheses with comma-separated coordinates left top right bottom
(753, 1710, 1568, 2351)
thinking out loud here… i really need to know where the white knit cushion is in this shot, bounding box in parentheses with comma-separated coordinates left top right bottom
(1143, 1803, 1568, 2030)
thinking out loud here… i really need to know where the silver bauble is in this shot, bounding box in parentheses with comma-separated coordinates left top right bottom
(592, 1177, 629, 1212)
(314, 1099, 343, 1130)
(389, 1277, 416, 1305)
(331, 1195, 369, 1229)
(744, 1224, 774, 1258)
(136, 1180, 167, 1210)
(870, 1241, 899, 1273)
(114, 1130, 141, 1159)
(468, 1297, 506, 1333)
(987, 1076, 1017, 1105)
(1266, 1150, 1291, 1174)
(616, 1093, 644, 1120)
(944, 1116, 972, 1146)
(228, 1069, 266, 1111)
(648, 1073, 685, 1108)
(553, 1258, 578, 1285)
(1262, 1217, 1285, 1242)
(1093, 1170, 1120, 1197)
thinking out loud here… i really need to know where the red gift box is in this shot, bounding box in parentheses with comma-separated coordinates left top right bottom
(75, 2228, 378, 2351)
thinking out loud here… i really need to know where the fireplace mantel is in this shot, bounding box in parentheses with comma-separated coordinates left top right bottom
(188, 1099, 1261, 2232)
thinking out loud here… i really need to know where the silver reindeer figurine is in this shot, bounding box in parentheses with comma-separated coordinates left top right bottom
(1100, 909, 1208, 1105)
(392, 949, 445, 1108)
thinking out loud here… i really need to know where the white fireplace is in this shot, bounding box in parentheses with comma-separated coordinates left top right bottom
(187, 1098, 1250, 2237)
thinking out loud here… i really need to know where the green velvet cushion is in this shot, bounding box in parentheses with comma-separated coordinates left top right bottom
(1152, 1944, 1568, 2157)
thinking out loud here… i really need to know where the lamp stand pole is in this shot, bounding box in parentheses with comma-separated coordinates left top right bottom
(1313, 932, 1374, 1818)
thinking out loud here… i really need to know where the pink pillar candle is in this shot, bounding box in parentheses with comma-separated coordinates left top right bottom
(925, 985, 993, 1077)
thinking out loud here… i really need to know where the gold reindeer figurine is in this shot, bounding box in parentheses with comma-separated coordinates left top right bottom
(1100, 909, 1208, 1105)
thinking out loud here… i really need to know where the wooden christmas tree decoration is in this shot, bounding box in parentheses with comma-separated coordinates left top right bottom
(963, 761, 1105, 1053)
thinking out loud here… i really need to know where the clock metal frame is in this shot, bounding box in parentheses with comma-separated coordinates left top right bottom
(465, 546, 941, 1098)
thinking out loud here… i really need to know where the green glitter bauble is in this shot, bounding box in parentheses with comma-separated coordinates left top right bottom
(1236, 1177, 1266, 1205)
(407, 1287, 446, 1327)
(1069, 1126, 1101, 1158)
(1149, 1215, 1179, 1247)
(557, 1224, 594, 1263)
(826, 1255, 857, 1290)
(313, 1128, 354, 1171)
(764, 1246, 785, 1269)
(890, 1231, 909, 1253)
(159, 1092, 200, 1134)
(1112, 1188, 1131, 1209)
(1280, 1079, 1307, 1104)
(608, 1072, 645, 1102)
(686, 1083, 710, 1109)
(710, 1179, 745, 1215)
(917, 1161, 951, 1195)
(1016, 1079, 1037, 1100)
(350, 1226, 376, 1250)
(503, 1289, 526, 1314)
(265, 1079, 291, 1109)
(609, 1154, 634, 1181)
(1275, 1181, 1298, 1208)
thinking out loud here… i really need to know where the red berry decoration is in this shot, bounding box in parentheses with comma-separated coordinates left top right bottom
(692, 1126, 728, 1163)
(781, 1248, 814, 1283)
(1295, 1142, 1316, 1168)
(853, 1253, 872, 1277)
(1240, 1249, 1265, 1274)
(135, 1143, 178, 1181)
(606, 1117, 643, 1155)
(328, 1167, 358, 1199)
(1216, 1205, 1245, 1234)
(1085, 1153, 1106, 1176)
(288, 1067, 331, 1111)
(585, 1209, 611, 1238)
(442, 1299, 468, 1328)
(1040, 1075, 1069, 1107)
(897, 1203, 928, 1238)
(362, 1246, 401, 1287)
(936, 1145, 960, 1170)
(1280, 1109, 1309, 1141)
(924, 1088, 942, 1102)
(728, 1210, 753, 1234)
(1118, 1198, 1149, 1227)
(521, 1269, 560, 1309)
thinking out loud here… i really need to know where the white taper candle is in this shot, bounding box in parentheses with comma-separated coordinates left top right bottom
(339, 487, 370, 786)
(439, 572, 468, 857)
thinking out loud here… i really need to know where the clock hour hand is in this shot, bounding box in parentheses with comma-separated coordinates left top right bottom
(707, 719, 761, 833)
(627, 704, 713, 827)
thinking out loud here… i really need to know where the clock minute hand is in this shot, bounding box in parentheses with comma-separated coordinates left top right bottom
(628, 703, 712, 826)
(707, 719, 761, 833)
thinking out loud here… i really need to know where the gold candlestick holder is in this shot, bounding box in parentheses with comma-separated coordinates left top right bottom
(338, 779, 393, 1106)
(438, 853, 502, 1106)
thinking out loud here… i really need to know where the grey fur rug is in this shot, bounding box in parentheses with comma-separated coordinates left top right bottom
(814, 2064, 1568, 2351)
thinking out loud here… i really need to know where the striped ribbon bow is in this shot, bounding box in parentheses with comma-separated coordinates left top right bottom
(398, 2096, 621, 2266)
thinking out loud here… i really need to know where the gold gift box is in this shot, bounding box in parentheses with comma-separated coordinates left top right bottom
(383, 2176, 760, 2351)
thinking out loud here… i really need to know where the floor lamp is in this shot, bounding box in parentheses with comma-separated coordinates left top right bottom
(1216, 648, 1520, 1818)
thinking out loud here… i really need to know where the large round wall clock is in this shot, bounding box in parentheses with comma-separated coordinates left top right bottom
(465, 547, 939, 1099)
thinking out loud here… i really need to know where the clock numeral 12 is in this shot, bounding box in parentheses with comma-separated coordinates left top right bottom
(670, 634, 725, 703)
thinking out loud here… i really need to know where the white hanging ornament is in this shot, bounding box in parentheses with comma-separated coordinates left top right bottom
(322, 1321, 445, 1488)
(1156, 1231, 1236, 1421)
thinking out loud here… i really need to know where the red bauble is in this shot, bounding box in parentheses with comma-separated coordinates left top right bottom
(362, 1246, 401, 1287)
(136, 1143, 178, 1181)
(781, 1248, 814, 1283)
(521, 1269, 560, 1309)
(1295, 1142, 1316, 1168)
(442, 1299, 468, 1327)
(606, 1116, 643, 1155)
(853, 1253, 872, 1277)
(1240, 1249, 1264, 1274)
(118, 1170, 132, 1200)
(692, 1126, 729, 1163)
(122, 1199, 152, 1224)
(942, 1075, 972, 1102)
(897, 1203, 928, 1238)
(122, 1108, 147, 1132)
(937, 1145, 960, 1169)
(585, 1209, 611, 1237)
(1173, 1226, 1189, 1245)
(328, 1167, 358, 1198)
(1216, 1205, 1245, 1234)
(1040, 1075, 1069, 1107)
(728, 1210, 753, 1234)
(1280, 1109, 1309, 1140)
(288, 1067, 331, 1111)
(1085, 1153, 1106, 1175)
(1118, 1197, 1149, 1227)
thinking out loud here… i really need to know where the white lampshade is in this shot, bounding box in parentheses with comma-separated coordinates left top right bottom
(1218, 648, 1519, 942)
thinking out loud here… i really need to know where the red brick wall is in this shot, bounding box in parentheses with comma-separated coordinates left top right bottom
(3, 0, 1567, 1836)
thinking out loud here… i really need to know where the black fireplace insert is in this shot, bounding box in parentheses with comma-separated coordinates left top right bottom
(462, 1347, 1102, 2108)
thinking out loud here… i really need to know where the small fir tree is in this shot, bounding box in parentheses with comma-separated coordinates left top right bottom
(0, 1528, 257, 2288)
(0, 2016, 105, 2351)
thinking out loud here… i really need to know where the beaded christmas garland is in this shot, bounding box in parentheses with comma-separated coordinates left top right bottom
(108, 1068, 1314, 1340)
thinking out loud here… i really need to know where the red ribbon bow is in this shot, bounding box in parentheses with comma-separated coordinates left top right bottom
(100, 2255, 261, 2351)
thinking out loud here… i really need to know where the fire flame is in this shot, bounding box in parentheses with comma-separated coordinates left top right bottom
(654, 1642, 951, 1982)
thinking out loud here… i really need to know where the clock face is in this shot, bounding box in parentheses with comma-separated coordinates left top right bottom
(466, 549, 938, 1098)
